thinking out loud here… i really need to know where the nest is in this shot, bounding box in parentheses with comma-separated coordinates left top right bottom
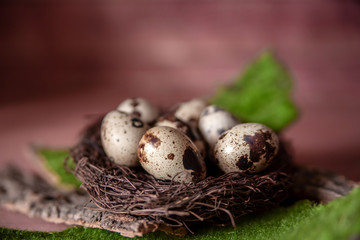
(71, 117, 295, 230)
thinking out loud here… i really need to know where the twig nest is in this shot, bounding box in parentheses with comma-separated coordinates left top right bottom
(72, 116, 294, 231)
(138, 126, 207, 183)
(101, 110, 149, 167)
(214, 123, 279, 173)
(117, 98, 159, 123)
(199, 105, 239, 148)
(173, 98, 207, 128)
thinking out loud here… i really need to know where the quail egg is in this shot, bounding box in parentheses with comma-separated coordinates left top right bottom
(101, 110, 149, 167)
(138, 126, 206, 183)
(155, 113, 207, 157)
(173, 98, 207, 128)
(199, 105, 239, 148)
(214, 123, 279, 173)
(117, 98, 159, 123)
(155, 113, 192, 136)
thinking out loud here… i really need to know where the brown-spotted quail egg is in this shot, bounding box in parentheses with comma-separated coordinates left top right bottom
(173, 98, 207, 128)
(117, 98, 159, 123)
(101, 110, 149, 167)
(199, 105, 239, 148)
(214, 123, 279, 174)
(138, 126, 206, 183)
(155, 114, 207, 157)
(155, 113, 192, 136)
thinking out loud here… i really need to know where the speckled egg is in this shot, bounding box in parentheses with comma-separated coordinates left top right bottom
(117, 98, 159, 123)
(101, 110, 149, 167)
(214, 123, 279, 173)
(199, 105, 239, 148)
(138, 126, 206, 183)
(154, 113, 192, 136)
(155, 113, 207, 157)
(173, 98, 207, 128)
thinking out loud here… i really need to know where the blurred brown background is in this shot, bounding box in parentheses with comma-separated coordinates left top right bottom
(1, 0, 360, 231)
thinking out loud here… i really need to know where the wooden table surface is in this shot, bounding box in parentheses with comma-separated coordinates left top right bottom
(1, 0, 360, 232)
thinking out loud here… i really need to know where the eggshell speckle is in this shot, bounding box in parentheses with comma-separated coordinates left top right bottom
(117, 98, 159, 123)
(155, 113, 207, 158)
(199, 105, 239, 148)
(155, 113, 192, 136)
(101, 110, 148, 167)
(138, 126, 206, 183)
(214, 123, 279, 173)
(173, 98, 207, 128)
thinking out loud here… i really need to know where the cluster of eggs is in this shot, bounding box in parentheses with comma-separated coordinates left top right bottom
(101, 98, 279, 183)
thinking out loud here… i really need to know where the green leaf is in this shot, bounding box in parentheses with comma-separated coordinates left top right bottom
(211, 51, 298, 132)
(2, 188, 360, 240)
(37, 149, 82, 188)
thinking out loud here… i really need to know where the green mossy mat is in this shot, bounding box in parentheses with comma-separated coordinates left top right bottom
(2, 188, 360, 240)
